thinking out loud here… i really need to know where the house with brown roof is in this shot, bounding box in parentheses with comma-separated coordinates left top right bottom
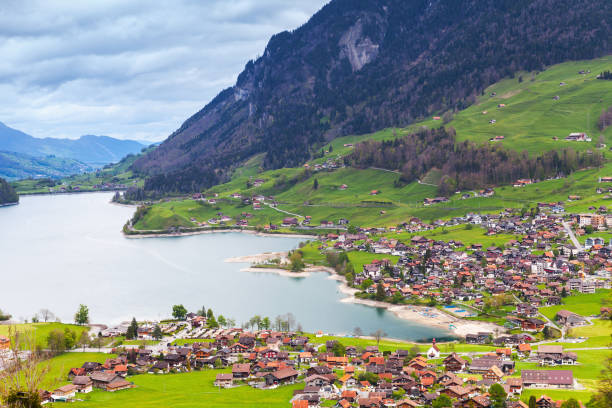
(72, 376, 93, 393)
(51, 384, 78, 402)
(521, 370, 574, 389)
(214, 373, 233, 388)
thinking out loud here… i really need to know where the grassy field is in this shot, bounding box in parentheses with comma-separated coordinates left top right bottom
(539, 290, 610, 320)
(42, 352, 115, 389)
(566, 319, 612, 348)
(74, 369, 300, 408)
(0, 322, 89, 349)
(521, 389, 594, 404)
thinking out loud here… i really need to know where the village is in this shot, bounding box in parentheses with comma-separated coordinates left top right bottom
(26, 198, 612, 407)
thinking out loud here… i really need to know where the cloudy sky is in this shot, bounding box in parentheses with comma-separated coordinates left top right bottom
(0, 0, 328, 142)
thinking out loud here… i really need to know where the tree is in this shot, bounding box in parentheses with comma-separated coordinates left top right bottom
(432, 394, 452, 408)
(206, 308, 214, 320)
(0, 309, 11, 321)
(528, 396, 536, 408)
(46, 330, 66, 354)
(560, 399, 580, 408)
(78, 331, 90, 351)
(561, 287, 568, 297)
(375, 283, 386, 301)
(331, 342, 346, 357)
(39, 309, 54, 323)
(126, 318, 139, 340)
(0, 327, 55, 408)
(489, 383, 507, 408)
(153, 325, 163, 340)
(196, 306, 207, 317)
(588, 351, 612, 408)
(64, 328, 76, 350)
(227, 318, 236, 328)
(74, 304, 89, 325)
(313, 178, 319, 190)
(370, 329, 387, 346)
(353, 327, 363, 337)
(172, 305, 187, 320)
(289, 251, 305, 272)
(217, 315, 227, 328)
(261, 317, 271, 330)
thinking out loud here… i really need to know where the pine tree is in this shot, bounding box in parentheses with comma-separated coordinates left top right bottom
(313, 178, 319, 190)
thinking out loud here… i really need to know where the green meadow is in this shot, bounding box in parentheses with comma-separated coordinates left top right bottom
(0, 322, 89, 349)
(539, 290, 610, 320)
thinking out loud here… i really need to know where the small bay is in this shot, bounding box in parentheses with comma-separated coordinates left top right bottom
(0, 193, 451, 341)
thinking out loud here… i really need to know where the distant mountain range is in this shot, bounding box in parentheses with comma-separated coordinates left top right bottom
(0, 151, 92, 181)
(0, 121, 149, 180)
(133, 0, 612, 193)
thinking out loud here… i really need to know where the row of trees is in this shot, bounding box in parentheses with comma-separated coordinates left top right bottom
(348, 127, 605, 196)
(599, 106, 612, 131)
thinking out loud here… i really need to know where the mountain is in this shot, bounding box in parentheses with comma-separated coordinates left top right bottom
(0, 151, 92, 181)
(133, 0, 612, 193)
(0, 122, 148, 166)
(0, 177, 18, 205)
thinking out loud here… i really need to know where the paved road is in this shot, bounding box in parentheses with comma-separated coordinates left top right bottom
(562, 221, 583, 251)
(264, 203, 303, 218)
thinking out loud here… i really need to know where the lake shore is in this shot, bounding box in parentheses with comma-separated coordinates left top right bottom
(125, 228, 314, 239)
(233, 254, 504, 339)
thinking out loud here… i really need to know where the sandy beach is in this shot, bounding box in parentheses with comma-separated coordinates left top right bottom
(232, 252, 504, 338)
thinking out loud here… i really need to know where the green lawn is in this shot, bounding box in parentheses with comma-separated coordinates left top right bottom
(0, 322, 89, 349)
(74, 369, 300, 408)
(565, 319, 612, 348)
(515, 350, 611, 383)
(521, 389, 594, 404)
(41, 352, 114, 390)
(539, 290, 611, 320)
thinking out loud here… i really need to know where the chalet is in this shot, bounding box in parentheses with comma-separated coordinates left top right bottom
(72, 376, 93, 394)
(214, 373, 234, 388)
(232, 363, 251, 379)
(443, 353, 468, 372)
(282, 217, 299, 227)
(521, 370, 574, 389)
(442, 385, 474, 401)
(51, 384, 78, 402)
(483, 366, 504, 382)
(520, 318, 545, 332)
(565, 132, 591, 142)
(465, 333, 490, 344)
(106, 379, 133, 393)
(536, 346, 577, 366)
(90, 372, 126, 391)
(265, 368, 299, 386)
(304, 374, 332, 387)
(555, 310, 587, 327)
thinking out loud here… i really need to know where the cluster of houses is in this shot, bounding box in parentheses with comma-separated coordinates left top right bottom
(47, 324, 585, 408)
(316, 208, 611, 341)
(41, 357, 134, 403)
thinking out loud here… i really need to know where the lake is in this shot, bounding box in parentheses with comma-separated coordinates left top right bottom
(0, 193, 451, 341)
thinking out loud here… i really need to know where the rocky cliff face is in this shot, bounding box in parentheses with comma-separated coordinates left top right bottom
(134, 0, 612, 193)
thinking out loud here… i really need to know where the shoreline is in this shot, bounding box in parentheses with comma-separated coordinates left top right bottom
(232, 254, 504, 338)
(124, 228, 315, 239)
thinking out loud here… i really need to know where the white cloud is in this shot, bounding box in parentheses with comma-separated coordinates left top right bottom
(0, 0, 328, 141)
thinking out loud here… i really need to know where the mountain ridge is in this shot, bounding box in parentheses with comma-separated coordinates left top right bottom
(133, 0, 612, 193)
(0, 121, 148, 166)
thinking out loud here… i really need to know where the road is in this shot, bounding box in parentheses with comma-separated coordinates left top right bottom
(264, 203, 303, 218)
(562, 221, 583, 251)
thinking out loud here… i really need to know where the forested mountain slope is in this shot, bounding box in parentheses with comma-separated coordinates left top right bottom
(133, 0, 612, 193)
